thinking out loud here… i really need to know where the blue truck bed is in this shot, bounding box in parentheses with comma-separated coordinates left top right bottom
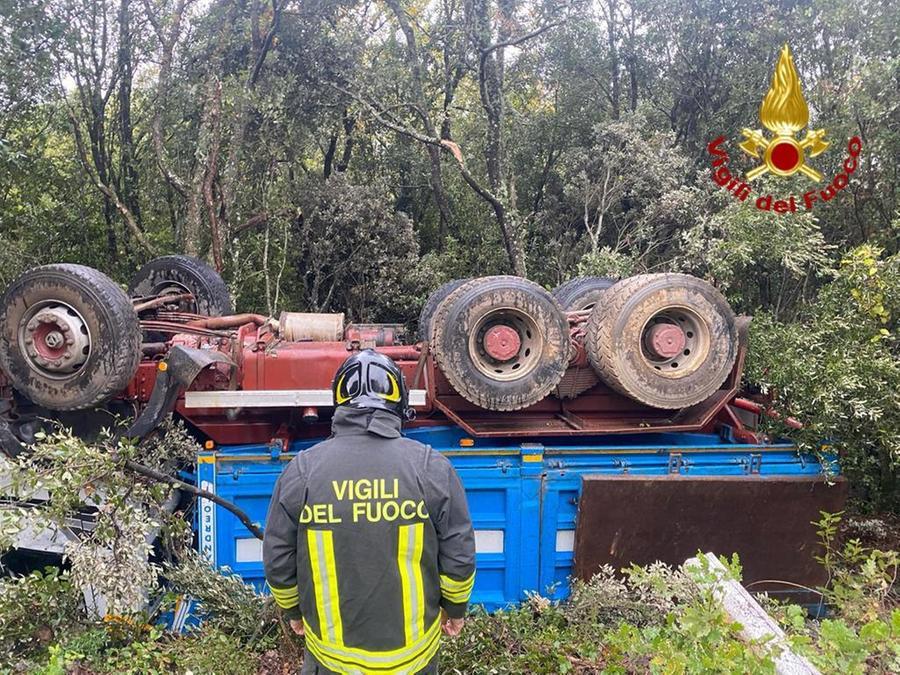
(195, 427, 839, 611)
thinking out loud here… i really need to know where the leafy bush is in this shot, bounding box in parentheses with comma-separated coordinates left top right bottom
(766, 512, 900, 673)
(747, 244, 900, 511)
(0, 567, 85, 664)
(162, 551, 277, 640)
(0, 423, 199, 615)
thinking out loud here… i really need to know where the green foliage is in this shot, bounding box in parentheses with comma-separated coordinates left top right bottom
(0, 567, 85, 664)
(815, 512, 899, 628)
(8, 543, 900, 674)
(679, 200, 833, 315)
(765, 513, 900, 673)
(443, 559, 777, 674)
(0, 423, 200, 614)
(746, 245, 900, 510)
(280, 174, 422, 322)
(162, 551, 277, 640)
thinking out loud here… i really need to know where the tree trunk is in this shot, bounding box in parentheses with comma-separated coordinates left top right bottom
(606, 0, 621, 119)
(117, 0, 141, 226)
(384, 0, 453, 239)
(471, 0, 526, 276)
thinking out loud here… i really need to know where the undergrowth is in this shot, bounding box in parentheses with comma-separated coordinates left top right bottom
(1, 513, 897, 674)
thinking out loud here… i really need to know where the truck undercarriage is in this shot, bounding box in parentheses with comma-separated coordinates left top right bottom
(0, 256, 846, 609)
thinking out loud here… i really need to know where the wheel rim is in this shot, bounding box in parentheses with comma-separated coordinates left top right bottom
(638, 305, 710, 378)
(468, 308, 543, 381)
(18, 300, 91, 379)
(151, 280, 196, 312)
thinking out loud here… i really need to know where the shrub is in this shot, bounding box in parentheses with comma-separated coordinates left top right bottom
(0, 567, 85, 665)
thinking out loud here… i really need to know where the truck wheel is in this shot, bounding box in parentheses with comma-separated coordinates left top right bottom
(431, 276, 570, 411)
(552, 276, 616, 311)
(418, 278, 470, 343)
(585, 273, 738, 409)
(128, 255, 232, 316)
(0, 265, 141, 410)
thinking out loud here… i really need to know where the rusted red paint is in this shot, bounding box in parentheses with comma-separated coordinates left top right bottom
(31, 322, 67, 360)
(483, 325, 521, 361)
(645, 323, 686, 359)
(115, 312, 758, 445)
(733, 397, 803, 430)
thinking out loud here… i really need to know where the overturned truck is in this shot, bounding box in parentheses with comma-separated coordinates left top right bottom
(0, 257, 846, 608)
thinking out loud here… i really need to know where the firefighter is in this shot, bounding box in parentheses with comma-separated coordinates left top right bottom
(263, 349, 476, 674)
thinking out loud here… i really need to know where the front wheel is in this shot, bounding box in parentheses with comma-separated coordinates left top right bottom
(0, 264, 141, 410)
(129, 255, 232, 317)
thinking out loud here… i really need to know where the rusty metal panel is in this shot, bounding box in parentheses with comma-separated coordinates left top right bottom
(573, 475, 848, 599)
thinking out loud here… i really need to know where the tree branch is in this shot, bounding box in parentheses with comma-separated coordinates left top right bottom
(122, 458, 263, 540)
(481, 20, 564, 57)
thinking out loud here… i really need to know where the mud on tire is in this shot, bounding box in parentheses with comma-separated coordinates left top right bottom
(552, 276, 616, 311)
(431, 276, 570, 411)
(418, 278, 470, 343)
(0, 264, 141, 410)
(585, 273, 738, 409)
(128, 255, 232, 316)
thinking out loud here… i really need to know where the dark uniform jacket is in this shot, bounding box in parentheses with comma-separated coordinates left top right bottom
(263, 407, 476, 674)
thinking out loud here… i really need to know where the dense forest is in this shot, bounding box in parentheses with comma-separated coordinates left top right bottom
(0, 0, 898, 507)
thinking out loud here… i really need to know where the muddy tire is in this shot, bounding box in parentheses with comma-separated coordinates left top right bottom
(552, 276, 616, 311)
(585, 273, 738, 409)
(431, 276, 570, 411)
(418, 278, 470, 342)
(128, 255, 232, 316)
(0, 265, 141, 410)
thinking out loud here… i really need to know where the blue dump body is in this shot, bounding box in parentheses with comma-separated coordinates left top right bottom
(196, 426, 835, 611)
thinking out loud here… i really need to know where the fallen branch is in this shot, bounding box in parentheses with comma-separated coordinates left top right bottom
(122, 458, 264, 540)
(685, 552, 820, 674)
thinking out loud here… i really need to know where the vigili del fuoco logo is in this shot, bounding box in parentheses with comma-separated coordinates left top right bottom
(707, 44, 861, 214)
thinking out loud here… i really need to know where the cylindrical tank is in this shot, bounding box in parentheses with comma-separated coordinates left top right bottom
(279, 312, 345, 341)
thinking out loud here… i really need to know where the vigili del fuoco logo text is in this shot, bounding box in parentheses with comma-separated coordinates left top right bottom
(707, 44, 861, 214)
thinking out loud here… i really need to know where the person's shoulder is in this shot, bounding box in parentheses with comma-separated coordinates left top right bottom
(406, 439, 452, 472)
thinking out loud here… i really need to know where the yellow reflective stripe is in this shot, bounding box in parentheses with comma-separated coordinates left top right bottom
(305, 632, 439, 674)
(440, 571, 475, 603)
(441, 588, 472, 602)
(410, 525, 425, 641)
(303, 615, 441, 672)
(439, 571, 475, 592)
(397, 523, 425, 645)
(267, 582, 299, 609)
(322, 530, 344, 645)
(307, 529, 344, 646)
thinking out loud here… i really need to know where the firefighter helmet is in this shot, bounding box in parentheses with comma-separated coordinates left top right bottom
(332, 349, 413, 420)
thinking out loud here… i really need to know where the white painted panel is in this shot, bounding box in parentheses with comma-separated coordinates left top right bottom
(556, 530, 575, 552)
(235, 537, 263, 563)
(474, 529, 504, 554)
(185, 389, 427, 408)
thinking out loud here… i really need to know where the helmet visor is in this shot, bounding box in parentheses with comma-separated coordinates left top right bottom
(367, 363, 402, 402)
(334, 363, 362, 404)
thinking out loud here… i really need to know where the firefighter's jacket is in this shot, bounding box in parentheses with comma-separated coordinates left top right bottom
(263, 406, 476, 674)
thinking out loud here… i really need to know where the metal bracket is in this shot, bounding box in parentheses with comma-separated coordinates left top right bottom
(749, 453, 762, 474)
(668, 452, 683, 474)
(124, 345, 235, 440)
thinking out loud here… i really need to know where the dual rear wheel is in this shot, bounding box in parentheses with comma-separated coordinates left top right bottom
(423, 273, 739, 411)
